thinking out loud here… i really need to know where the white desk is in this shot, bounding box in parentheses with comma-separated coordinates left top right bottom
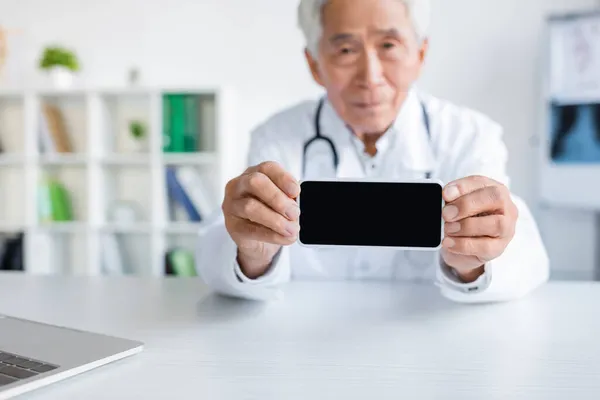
(0, 273, 599, 399)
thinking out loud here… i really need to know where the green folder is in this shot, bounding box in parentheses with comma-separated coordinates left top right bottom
(163, 93, 199, 153)
(48, 179, 73, 221)
(184, 95, 198, 152)
(168, 249, 197, 277)
(169, 94, 186, 152)
(162, 94, 172, 152)
(38, 176, 73, 222)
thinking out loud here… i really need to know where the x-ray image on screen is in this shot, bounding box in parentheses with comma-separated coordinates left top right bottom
(549, 102, 600, 163)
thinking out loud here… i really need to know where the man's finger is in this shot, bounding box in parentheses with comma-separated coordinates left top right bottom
(440, 250, 484, 272)
(442, 186, 506, 222)
(232, 216, 298, 246)
(240, 171, 301, 221)
(231, 197, 299, 238)
(442, 236, 502, 260)
(248, 161, 300, 199)
(443, 175, 499, 202)
(444, 215, 511, 238)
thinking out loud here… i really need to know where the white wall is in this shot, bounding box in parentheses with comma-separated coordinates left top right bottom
(418, 0, 600, 279)
(1, 0, 598, 278)
(0, 0, 323, 171)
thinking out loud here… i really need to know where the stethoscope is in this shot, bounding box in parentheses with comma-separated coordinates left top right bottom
(302, 96, 433, 180)
(301, 96, 439, 279)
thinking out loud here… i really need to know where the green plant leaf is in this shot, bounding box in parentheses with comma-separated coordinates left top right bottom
(129, 121, 146, 139)
(39, 46, 80, 72)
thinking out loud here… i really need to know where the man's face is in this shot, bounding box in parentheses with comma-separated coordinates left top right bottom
(306, 0, 428, 136)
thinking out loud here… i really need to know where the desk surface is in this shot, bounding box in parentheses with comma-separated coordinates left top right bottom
(0, 273, 599, 399)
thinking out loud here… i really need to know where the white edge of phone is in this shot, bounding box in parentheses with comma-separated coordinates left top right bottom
(295, 177, 445, 251)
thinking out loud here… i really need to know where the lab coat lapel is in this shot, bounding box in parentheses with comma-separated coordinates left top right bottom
(317, 90, 437, 180)
(319, 99, 366, 179)
(387, 90, 437, 179)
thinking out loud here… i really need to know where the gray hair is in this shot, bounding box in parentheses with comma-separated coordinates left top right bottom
(297, 0, 431, 56)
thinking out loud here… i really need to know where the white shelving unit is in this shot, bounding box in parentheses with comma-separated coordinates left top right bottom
(0, 86, 236, 276)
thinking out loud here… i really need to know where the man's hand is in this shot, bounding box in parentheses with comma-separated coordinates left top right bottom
(441, 175, 518, 282)
(222, 161, 301, 279)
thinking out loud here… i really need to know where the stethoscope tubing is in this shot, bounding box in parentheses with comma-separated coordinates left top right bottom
(302, 96, 433, 179)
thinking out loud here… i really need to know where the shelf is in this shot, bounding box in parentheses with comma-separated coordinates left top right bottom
(95, 88, 157, 96)
(39, 154, 87, 166)
(0, 154, 25, 166)
(164, 223, 203, 234)
(0, 90, 24, 98)
(162, 152, 218, 165)
(100, 223, 153, 234)
(101, 154, 151, 166)
(36, 89, 88, 97)
(0, 85, 234, 276)
(34, 222, 88, 233)
(29, 86, 224, 96)
(0, 223, 26, 233)
(165, 231, 199, 245)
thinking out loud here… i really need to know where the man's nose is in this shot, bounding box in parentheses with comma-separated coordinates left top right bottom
(357, 50, 384, 88)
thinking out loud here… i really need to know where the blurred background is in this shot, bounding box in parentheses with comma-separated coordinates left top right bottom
(0, 0, 599, 280)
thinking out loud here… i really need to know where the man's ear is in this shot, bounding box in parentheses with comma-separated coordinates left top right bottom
(305, 48, 325, 87)
(411, 37, 429, 81)
(418, 38, 429, 64)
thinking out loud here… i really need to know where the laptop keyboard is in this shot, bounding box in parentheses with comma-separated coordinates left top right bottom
(0, 351, 59, 387)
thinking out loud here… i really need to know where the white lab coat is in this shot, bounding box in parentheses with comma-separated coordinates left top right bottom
(196, 89, 550, 303)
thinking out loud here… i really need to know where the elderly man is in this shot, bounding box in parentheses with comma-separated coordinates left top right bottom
(195, 0, 549, 302)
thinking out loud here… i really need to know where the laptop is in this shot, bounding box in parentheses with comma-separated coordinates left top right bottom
(0, 314, 143, 399)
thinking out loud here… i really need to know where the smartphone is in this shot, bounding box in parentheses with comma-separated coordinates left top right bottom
(297, 179, 444, 249)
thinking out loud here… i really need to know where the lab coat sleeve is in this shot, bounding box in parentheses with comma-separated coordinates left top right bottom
(437, 120, 550, 303)
(195, 124, 292, 301)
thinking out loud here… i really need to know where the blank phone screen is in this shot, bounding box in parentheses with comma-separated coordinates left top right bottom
(298, 181, 443, 248)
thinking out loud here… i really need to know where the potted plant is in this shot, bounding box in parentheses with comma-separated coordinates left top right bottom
(38, 46, 80, 89)
(128, 120, 147, 152)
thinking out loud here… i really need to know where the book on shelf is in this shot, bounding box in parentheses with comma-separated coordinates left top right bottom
(101, 233, 125, 276)
(164, 248, 197, 277)
(101, 201, 147, 276)
(165, 167, 202, 222)
(26, 233, 56, 274)
(28, 173, 76, 275)
(37, 174, 74, 222)
(163, 94, 196, 153)
(163, 94, 214, 153)
(163, 94, 185, 152)
(175, 166, 215, 219)
(0, 232, 24, 272)
(164, 165, 216, 277)
(38, 103, 72, 153)
(165, 165, 218, 224)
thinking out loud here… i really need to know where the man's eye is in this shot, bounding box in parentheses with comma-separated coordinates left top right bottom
(340, 47, 353, 54)
(382, 42, 395, 49)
